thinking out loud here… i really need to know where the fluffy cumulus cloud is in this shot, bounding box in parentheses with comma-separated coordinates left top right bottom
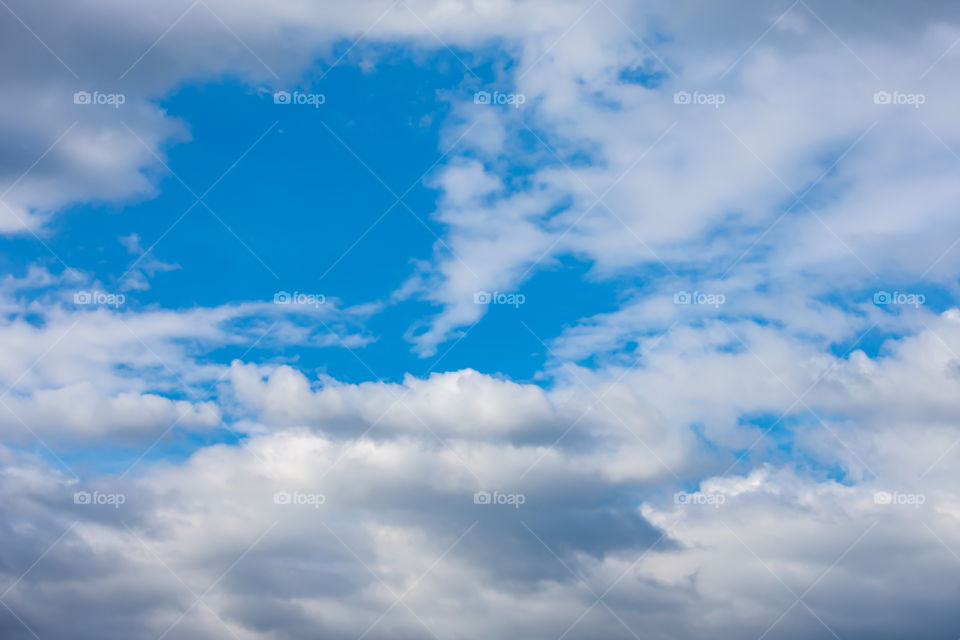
(0, 267, 373, 446)
(3, 331, 960, 638)
(2, 1, 960, 639)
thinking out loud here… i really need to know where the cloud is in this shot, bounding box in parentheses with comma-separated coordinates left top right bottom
(1, 306, 960, 638)
(0, 266, 374, 444)
(404, 0, 960, 353)
(1, 341, 958, 639)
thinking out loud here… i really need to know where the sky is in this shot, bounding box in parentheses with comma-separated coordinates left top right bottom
(1, 0, 960, 638)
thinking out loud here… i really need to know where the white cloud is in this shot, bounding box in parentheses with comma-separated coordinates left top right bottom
(0, 267, 374, 443)
(405, 0, 960, 353)
(2, 298, 958, 637)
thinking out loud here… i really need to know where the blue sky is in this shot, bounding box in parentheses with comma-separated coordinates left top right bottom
(2, 56, 632, 387)
(2, 1, 960, 639)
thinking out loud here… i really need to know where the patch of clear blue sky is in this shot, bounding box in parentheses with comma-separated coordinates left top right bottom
(0, 47, 623, 392)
